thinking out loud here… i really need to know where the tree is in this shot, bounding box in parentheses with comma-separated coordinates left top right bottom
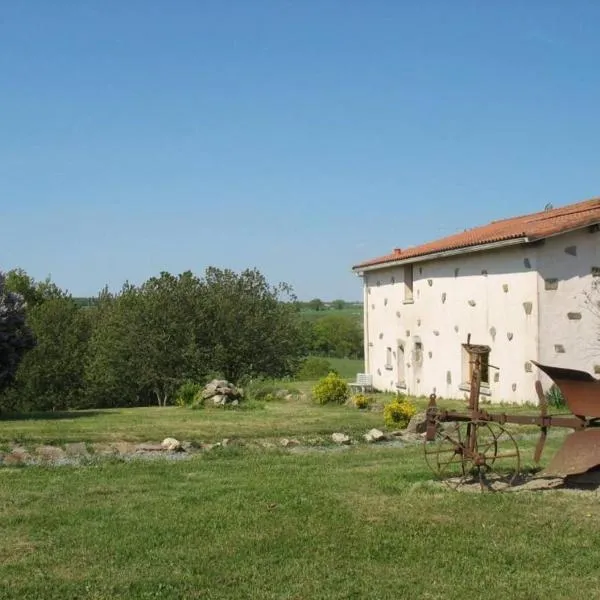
(307, 298, 325, 311)
(201, 267, 306, 382)
(12, 296, 91, 411)
(310, 313, 363, 358)
(0, 272, 36, 398)
(331, 299, 346, 310)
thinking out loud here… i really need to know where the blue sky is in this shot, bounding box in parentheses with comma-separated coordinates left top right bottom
(2, 1, 599, 300)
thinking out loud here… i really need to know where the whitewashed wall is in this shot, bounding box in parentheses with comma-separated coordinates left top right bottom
(537, 228, 600, 378)
(362, 245, 540, 403)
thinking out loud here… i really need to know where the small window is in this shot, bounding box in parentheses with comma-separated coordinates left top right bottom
(461, 344, 490, 385)
(385, 347, 393, 369)
(403, 264, 413, 303)
(397, 342, 406, 386)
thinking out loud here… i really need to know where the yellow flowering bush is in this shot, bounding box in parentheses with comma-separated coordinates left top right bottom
(352, 394, 371, 409)
(312, 372, 349, 405)
(383, 398, 417, 428)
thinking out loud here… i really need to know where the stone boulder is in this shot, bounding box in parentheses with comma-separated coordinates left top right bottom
(332, 432, 352, 445)
(202, 379, 243, 406)
(363, 428, 386, 443)
(405, 411, 428, 434)
(161, 437, 183, 452)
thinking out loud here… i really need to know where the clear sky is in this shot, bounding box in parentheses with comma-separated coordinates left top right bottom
(2, 1, 599, 300)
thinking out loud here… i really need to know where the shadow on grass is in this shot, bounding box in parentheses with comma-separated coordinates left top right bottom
(0, 410, 111, 422)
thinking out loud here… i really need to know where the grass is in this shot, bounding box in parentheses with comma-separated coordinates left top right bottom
(0, 396, 385, 446)
(1, 393, 597, 599)
(320, 356, 364, 379)
(1, 435, 599, 599)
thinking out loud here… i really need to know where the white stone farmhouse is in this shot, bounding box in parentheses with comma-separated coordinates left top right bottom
(352, 197, 600, 404)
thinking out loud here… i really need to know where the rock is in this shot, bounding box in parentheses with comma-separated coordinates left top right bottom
(161, 437, 182, 452)
(405, 412, 428, 434)
(363, 428, 386, 443)
(231, 399, 239, 406)
(202, 379, 243, 405)
(280, 438, 300, 448)
(4, 447, 31, 466)
(92, 443, 118, 456)
(284, 394, 296, 402)
(36, 445, 67, 462)
(65, 442, 89, 457)
(181, 441, 194, 452)
(221, 438, 230, 447)
(275, 389, 289, 399)
(113, 442, 137, 455)
(331, 433, 351, 445)
(135, 443, 164, 452)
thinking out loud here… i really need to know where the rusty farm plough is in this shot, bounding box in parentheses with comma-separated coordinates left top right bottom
(424, 341, 600, 491)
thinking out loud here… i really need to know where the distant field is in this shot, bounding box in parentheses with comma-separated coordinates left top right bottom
(299, 306, 363, 323)
(323, 356, 364, 378)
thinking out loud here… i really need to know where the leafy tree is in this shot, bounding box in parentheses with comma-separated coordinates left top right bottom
(307, 298, 325, 311)
(202, 267, 306, 382)
(0, 272, 36, 398)
(12, 296, 91, 411)
(310, 313, 363, 359)
(331, 299, 346, 310)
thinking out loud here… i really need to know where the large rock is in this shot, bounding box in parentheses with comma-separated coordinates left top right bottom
(363, 428, 386, 443)
(332, 432, 352, 445)
(405, 411, 428, 434)
(202, 379, 242, 405)
(161, 437, 182, 452)
(280, 438, 300, 448)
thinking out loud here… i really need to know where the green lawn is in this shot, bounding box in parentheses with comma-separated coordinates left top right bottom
(1, 438, 598, 599)
(1, 397, 598, 599)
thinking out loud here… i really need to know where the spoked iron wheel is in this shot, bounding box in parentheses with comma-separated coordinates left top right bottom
(424, 421, 521, 491)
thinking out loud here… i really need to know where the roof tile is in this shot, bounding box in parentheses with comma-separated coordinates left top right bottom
(353, 197, 600, 270)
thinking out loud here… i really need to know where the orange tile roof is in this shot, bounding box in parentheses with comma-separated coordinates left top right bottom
(353, 196, 600, 270)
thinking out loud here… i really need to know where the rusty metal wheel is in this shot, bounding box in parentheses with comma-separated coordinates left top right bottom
(424, 421, 521, 491)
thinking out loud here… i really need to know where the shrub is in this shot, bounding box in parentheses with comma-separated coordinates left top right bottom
(383, 398, 417, 428)
(243, 378, 302, 402)
(175, 381, 203, 407)
(312, 372, 349, 405)
(352, 394, 371, 409)
(296, 356, 336, 380)
(545, 384, 566, 409)
(191, 390, 206, 410)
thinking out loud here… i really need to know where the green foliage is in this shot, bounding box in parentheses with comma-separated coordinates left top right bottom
(312, 372, 349, 405)
(10, 296, 91, 411)
(308, 313, 363, 359)
(0, 271, 36, 398)
(383, 398, 417, 428)
(191, 391, 206, 410)
(295, 356, 336, 380)
(545, 384, 566, 409)
(176, 381, 203, 407)
(352, 394, 371, 409)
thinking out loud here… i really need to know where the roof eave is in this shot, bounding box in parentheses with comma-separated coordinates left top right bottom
(352, 236, 531, 275)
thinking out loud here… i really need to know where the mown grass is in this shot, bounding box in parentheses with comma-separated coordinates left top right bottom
(0, 433, 598, 600)
(0, 391, 555, 447)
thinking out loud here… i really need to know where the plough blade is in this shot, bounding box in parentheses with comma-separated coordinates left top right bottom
(543, 429, 600, 477)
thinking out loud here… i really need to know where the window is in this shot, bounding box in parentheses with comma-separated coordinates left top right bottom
(403, 264, 413, 303)
(396, 342, 406, 387)
(385, 347, 393, 369)
(461, 343, 490, 386)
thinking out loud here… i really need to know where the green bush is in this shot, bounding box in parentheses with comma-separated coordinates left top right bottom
(351, 393, 371, 409)
(191, 390, 206, 410)
(383, 399, 417, 429)
(545, 384, 566, 409)
(312, 372, 349, 405)
(296, 356, 336, 380)
(175, 381, 203, 407)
